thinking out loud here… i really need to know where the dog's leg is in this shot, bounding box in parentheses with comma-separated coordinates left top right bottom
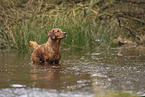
(55, 60, 59, 64)
(31, 53, 40, 63)
(44, 56, 50, 64)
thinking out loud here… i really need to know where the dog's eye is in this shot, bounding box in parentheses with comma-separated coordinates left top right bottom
(57, 30, 59, 33)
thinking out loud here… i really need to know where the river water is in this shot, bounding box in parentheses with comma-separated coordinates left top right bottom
(0, 48, 145, 97)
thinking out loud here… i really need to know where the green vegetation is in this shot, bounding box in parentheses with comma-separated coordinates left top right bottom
(94, 91, 138, 97)
(0, 0, 144, 51)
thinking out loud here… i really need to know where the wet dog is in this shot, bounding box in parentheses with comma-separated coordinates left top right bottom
(29, 28, 66, 64)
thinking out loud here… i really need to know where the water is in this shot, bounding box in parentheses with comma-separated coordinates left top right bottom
(0, 48, 145, 97)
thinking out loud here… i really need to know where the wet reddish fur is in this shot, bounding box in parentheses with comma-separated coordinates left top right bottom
(29, 28, 66, 64)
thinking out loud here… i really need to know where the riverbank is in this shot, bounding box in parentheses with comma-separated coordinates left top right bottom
(0, 0, 144, 51)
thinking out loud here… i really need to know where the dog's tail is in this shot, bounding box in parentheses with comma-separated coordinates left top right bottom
(29, 41, 39, 49)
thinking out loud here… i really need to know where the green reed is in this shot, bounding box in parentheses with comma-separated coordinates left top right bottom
(1, 0, 141, 51)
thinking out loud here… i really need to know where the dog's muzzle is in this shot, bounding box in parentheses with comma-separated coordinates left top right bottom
(63, 32, 67, 38)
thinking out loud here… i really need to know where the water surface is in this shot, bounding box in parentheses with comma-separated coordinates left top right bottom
(0, 48, 145, 97)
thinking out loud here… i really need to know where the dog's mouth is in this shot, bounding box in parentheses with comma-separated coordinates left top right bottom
(57, 32, 67, 39)
(48, 31, 67, 40)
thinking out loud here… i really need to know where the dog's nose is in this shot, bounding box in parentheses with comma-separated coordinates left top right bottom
(63, 32, 66, 35)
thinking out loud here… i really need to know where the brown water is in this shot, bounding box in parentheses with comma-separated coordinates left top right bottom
(0, 48, 145, 97)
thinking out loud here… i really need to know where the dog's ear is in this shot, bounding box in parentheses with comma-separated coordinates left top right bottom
(48, 30, 56, 40)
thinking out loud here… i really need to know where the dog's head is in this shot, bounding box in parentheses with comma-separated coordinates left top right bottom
(48, 28, 67, 40)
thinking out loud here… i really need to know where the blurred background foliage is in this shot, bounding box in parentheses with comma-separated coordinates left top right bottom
(0, 0, 144, 51)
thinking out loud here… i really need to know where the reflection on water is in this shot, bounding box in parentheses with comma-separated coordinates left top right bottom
(30, 64, 62, 89)
(0, 48, 145, 96)
(0, 88, 93, 97)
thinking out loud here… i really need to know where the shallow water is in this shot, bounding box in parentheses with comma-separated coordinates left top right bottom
(0, 48, 145, 97)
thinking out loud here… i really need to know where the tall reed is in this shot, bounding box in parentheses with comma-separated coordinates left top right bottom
(1, 0, 144, 51)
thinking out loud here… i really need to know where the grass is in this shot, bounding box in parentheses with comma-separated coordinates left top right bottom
(0, 0, 144, 51)
(94, 91, 138, 97)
